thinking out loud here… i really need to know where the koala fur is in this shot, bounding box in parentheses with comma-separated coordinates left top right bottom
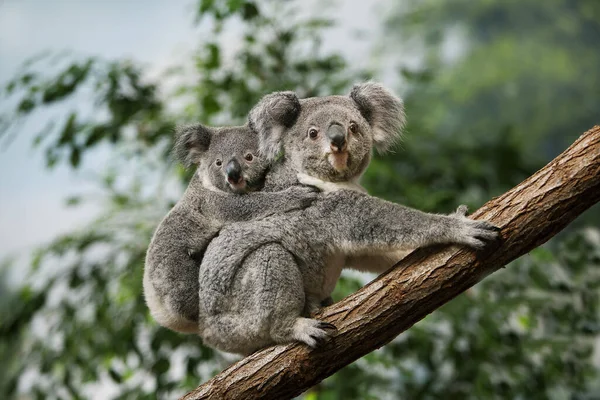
(143, 124, 317, 334)
(197, 83, 499, 355)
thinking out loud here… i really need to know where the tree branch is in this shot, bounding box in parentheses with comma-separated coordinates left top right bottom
(182, 126, 600, 400)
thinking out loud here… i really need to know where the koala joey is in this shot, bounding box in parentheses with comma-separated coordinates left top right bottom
(143, 124, 317, 334)
(197, 83, 500, 355)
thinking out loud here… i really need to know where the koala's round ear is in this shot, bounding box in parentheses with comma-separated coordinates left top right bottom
(248, 91, 301, 161)
(173, 124, 213, 167)
(350, 82, 405, 153)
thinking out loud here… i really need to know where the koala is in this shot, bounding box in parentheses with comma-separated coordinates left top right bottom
(196, 83, 499, 355)
(143, 124, 317, 334)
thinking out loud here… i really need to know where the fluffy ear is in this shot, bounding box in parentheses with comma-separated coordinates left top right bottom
(173, 123, 213, 167)
(248, 91, 301, 161)
(350, 82, 405, 153)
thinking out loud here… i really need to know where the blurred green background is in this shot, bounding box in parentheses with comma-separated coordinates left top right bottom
(1, 0, 599, 399)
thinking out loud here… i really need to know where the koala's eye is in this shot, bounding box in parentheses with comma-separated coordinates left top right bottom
(244, 153, 254, 162)
(348, 122, 358, 134)
(308, 127, 319, 140)
(215, 159, 222, 167)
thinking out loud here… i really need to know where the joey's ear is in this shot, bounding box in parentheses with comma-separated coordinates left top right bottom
(173, 123, 213, 167)
(248, 91, 301, 161)
(350, 82, 405, 153)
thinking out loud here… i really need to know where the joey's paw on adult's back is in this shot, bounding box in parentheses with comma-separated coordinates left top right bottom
(282, 185, 320, 209)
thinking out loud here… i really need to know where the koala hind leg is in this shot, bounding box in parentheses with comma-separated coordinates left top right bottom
(259, 244, 336, 348)
(201, 243, 335, 354)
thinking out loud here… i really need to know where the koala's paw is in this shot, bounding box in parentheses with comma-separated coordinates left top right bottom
(291, 317, 337, 348)
(297, 173, 365, 193)
(297, 173, 326, 190)
(283, 185, 320, 209)
(449, 205, 500, 249)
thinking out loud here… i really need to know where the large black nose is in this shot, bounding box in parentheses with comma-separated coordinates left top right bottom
(326, 124, 347, 152)
(225, 159, 242, 184)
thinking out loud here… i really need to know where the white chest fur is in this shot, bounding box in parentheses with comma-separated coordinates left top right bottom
(297, 172, 365, 298)
(296, 173, 366, 193)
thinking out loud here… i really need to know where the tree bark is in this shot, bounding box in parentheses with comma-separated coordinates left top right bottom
(182, 126, 600, 400)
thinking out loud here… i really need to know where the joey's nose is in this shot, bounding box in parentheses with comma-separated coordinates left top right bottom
(326, 124, 347, 152)
(225, 159, 242, 184)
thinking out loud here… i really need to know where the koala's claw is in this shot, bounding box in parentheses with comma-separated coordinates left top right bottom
(310, 333, 329, 346)
(317, 321, 337, 331)
(292, 318, 334, 348)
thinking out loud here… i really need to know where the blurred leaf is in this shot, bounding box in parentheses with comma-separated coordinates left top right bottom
(17, 98, 35, 113)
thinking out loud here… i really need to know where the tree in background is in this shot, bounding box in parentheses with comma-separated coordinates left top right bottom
(1, 0, 599, 399)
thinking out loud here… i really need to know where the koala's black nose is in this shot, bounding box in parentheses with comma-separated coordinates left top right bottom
(225, 159, 243, 184)
(326, 124, 347, 152)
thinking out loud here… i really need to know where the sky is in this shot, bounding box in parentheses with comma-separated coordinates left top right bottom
(0, 0, 379, 277)
(0, 0, 197, 258)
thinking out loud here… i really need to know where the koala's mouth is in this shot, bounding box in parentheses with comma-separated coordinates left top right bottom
(227, 177, 247, 192)
(327, 151, 349, 171)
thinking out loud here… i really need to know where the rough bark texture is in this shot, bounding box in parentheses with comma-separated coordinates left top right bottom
(182, 126, 600, 400)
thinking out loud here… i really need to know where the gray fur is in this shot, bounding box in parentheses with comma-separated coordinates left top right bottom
(197, 82, 499, 354)
(174, 123, 212, 168)
(248, 91, 301, 161)
(143, 124, 317, 334)
(349, 82, 405, 153)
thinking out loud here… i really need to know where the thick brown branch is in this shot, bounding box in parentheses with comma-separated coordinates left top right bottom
(182, 126, 600, 400)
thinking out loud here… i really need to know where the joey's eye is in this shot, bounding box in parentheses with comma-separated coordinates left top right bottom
(244, 153, 254, 162)
(215, 159, 222, 167)
(348, 122, 358, 134)
(308, 127, 319, 139)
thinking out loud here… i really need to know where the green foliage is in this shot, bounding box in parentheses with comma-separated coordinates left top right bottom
(2, 56, 170, 169)
(1, 0, 599, 398)
(376, 0, 600, 211)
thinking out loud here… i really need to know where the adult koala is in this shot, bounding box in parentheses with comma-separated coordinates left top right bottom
(144, 124, 317, 334)
(197, 83, 499, 355)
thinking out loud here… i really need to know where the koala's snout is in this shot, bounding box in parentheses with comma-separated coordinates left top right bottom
(225, 159, 243, 184)
(326, 124, 347, 153)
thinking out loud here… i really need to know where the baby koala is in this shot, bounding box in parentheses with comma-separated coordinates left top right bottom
(143, 124, 317, 334)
